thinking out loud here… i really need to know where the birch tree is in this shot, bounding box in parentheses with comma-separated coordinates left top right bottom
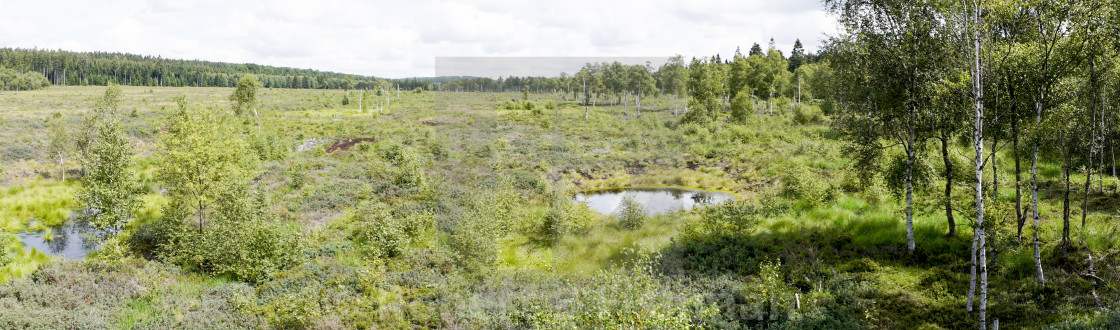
(826, 0, 953, 253)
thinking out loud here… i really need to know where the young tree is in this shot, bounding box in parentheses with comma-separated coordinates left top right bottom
(78, 118, 140, 233)
(230, 74, 260, 116)
(658, 56, 689, 114)
(789, 39, 807, 72)
(232, 74, 262, 132)
(159, 95, 257, 234)
(681, 57, 725, 124)
(963, 0, 990, 324)
(76, 84, 123, 173)
(1023, 0, 1082, 284)
(749, 43, 764, 57)
(826, 0, 955, 253)
(46, 112, 70, 181)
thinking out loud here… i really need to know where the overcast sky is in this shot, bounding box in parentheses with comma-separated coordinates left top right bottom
(0, 0, 838, 78)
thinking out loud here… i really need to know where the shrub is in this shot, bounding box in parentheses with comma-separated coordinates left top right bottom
(449, 211, 501, 271)
(0, 232, 14, 267)
(842, 257, 881, 273)
(1, 145, 35, 161)
(166, 218, 308, 283)
(781, 164, 837, 207)
(730, 87, 753, 124)
(1049, 309, 1120, 329)
(541, 194, 599, 242)
(792, 104, 825, 125)
(617, 195, 647, 230)
(250, 131, 291, 161)
(691, 200, 762, 236)
(347, 202, 409, 258)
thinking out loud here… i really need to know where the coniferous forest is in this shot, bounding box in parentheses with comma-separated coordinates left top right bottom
(1, 0, 1119, 328)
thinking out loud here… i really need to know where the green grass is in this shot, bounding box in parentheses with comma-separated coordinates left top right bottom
(0, 86, 1116, 328)
(0, 180, 75, 231)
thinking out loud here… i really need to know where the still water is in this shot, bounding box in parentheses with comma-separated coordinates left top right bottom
(574, 187, 735, 215)
(18, 221, 101, 260)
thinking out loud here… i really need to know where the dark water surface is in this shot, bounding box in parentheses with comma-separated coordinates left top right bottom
(574, 187, 735, 215)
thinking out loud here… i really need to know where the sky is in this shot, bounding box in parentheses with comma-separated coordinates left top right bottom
(0, 0, 838, 78)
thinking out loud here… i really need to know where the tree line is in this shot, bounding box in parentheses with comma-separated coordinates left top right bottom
(0, 48, 434, 90)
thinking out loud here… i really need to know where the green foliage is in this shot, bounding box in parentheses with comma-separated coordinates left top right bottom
(157, 95, 258, 230)
(681, 57, 726, 124)
(792, 104, 824, 125)
(0, 233, 13, 267)
(540, 188, 598, 242)
(94, 84, 123, 115)
(229, 75, 260, 116)
(781, 164, 837, 207)
(341, 93, 350, 106)
(0, 260, 255, 328)
(560, 258, 718, 328)
(449, 211, 500, 271)
(389, 145, 426, 189)
(248, 131, 291, 162)
(691, 200, 763, 236)
(1048, 309, 1120, 329)
(346, 202, 410, 258)
(730, 86, 754, 124)
(0, 66, 50, 91)
(166, 216, 307, 283)
(884, 151, 934, 199)
(45, 112, 70, 178)
(78, 119, 141, 232)
(0, 145, 35, 161)
(617, 195, 647, 230)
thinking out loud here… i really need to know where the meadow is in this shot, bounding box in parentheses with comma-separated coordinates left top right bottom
(0, 86, 1116, 328)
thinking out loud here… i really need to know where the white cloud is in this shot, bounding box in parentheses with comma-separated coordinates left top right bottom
(0, 0, 837, 78)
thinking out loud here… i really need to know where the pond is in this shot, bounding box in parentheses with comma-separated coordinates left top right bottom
(574, 187, 736, 216)
(18, 221, 102, 260)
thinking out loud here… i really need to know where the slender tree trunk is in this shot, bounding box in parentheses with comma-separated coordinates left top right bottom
(253, 107, 261, 134)
(58, 152, 65, 181)
(992, 136, 999, 200)
(1014, 109, 1024, 240)
(583, 77, 589, 119)
(971, 5, 988, 324)
(968, 219, 979, 310)
(769, 89, 774, 115)
(1082, 159, 1092, 231)
(1062, 145, 1071, 247)
(198, 200, 205, 234)
(906, 126, 916, 253)
(942, 136, 956, 237)
(1032, 98, 1046, 284)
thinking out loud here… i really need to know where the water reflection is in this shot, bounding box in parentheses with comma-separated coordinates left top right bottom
(574, 187, 735, 215)
(18, 221, 102, 260)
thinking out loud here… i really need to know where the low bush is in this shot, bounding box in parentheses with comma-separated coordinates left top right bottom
(346, 202, 410, 258)
(617, 195, 647, 230)
(1, 145, 35, 161)
(792, 104, 825, 125)
(781, 164, 837, 207)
